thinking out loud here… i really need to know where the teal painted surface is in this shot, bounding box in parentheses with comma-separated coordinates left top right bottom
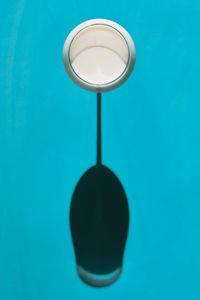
(1, 0, 200, 299)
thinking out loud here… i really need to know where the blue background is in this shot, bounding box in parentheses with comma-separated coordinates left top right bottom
(1, 0, 200, 299)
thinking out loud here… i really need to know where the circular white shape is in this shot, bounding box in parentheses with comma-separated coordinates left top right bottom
(63, 19, 136, 93)
(69, 25, 129, 85)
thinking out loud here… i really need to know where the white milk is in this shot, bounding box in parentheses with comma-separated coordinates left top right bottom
(71, 46, 126, 85)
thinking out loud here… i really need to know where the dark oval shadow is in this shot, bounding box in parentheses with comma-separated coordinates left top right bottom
(70, 164, 129, 287)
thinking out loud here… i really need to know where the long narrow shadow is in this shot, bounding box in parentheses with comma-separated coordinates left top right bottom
(69, 93, 129, 287)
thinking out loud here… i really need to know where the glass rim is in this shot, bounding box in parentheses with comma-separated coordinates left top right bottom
(63, 18, 136, 93)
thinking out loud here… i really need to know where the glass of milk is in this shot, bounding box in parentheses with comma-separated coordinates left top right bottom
(63, 19, 136, 92)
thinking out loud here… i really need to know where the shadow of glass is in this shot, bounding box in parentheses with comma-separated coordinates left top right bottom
(70, 165, 129, 287)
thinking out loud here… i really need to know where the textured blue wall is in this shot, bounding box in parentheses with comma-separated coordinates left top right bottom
(1, 0, 200, 299)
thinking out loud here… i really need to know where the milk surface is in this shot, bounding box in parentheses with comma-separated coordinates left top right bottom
(71, 46, 126, 85)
